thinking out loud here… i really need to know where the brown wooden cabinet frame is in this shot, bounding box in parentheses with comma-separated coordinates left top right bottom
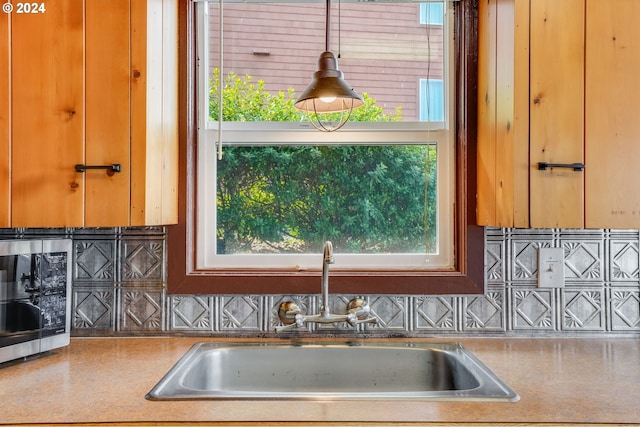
(167, 0, 483, 295)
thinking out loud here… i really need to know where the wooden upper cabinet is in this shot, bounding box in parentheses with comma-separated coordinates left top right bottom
(477, 0, 530, 228)
(584, 0, 640, 228)
(529, 0, 584, 228)
(478, 0, 640, 229)
(11, 0, 85, 227)
(130, 0, 179, 226)
(85, 0, 132, 226)
(0, 11, 9, 227)
(5, 0, 177, 228)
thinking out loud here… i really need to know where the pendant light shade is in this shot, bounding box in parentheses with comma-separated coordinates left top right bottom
(294, 0, 363, 131)
(294, 51, 364, 114)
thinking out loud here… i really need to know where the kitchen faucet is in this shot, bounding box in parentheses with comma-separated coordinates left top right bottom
(275, 241, 377, 332)
(320, 240, 334, 317)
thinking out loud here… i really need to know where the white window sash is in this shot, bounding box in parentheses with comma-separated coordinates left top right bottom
(194, 0, 456, 271)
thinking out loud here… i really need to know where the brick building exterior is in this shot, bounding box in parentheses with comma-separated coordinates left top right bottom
(207, 2, 445, 121)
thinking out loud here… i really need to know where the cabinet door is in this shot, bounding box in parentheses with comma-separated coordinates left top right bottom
(0, 12, 9, 227)
(529, 0, 585, 228)
(585, 0, 640, 228)
(477, 0, 498, 225)
(11, 0, 84, 227)
(85, 0, 131, 226)
(477, 0, 529, 227)
(130, 0, 179, 226)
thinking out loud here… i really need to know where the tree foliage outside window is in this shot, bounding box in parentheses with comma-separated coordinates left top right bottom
(210, 70, 438, 255)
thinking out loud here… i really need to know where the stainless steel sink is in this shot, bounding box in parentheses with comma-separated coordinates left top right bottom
(146, 341, 519, 401)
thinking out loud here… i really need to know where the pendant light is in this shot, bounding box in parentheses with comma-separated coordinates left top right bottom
(294, 0, 364, 132)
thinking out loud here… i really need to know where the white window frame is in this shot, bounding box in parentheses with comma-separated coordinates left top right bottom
(194, 0, 456, 272)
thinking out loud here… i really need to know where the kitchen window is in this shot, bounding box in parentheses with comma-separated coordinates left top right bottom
(195, 0, 454, 272)
(167, 0, 483, 295)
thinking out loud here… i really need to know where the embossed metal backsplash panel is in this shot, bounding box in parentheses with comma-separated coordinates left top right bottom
(1, 227, 638, 336)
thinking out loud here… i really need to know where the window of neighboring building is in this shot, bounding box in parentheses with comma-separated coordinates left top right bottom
(420, 79, 445, 122)
(420, 2, 445, 26)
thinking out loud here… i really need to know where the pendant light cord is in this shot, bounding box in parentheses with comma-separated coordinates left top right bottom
(338, 0, 341, 58)
(217, 0, 224, 160)
(325, 0, 331, 52)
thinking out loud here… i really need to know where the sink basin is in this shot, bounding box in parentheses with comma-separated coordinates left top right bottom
(146, 341, 519, 401)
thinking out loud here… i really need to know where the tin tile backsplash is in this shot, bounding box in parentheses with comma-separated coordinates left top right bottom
(1, 226, 638, 336)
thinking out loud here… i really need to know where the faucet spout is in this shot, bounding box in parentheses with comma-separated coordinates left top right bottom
(321, 241, 334, 316)
(275, 240, 377, 332)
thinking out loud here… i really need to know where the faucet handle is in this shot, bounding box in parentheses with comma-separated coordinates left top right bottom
(278, 301, 302, 325)
(346, 297, 377, 326)
(346, 297, 371, 320)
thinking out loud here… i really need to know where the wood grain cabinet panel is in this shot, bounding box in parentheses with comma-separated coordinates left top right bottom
(3, 0, 177, 227)
(130, 0, 179, 226)
(584, 0, 640, 228)
(85, 0, 132, 226)
(11, 0, 84, 227)
(478, 0, 640, 229)
(0, 11, 9, 227)
(477, 0, 529, 228)
(529, 0, 584, 228)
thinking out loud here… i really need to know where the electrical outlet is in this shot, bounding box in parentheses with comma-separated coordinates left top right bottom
(538, 247, 564, 288)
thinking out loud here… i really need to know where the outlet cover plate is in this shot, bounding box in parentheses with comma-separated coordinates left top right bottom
(538, 247, 564, 288)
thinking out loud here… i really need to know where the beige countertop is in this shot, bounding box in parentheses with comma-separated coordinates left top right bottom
(0, 336, 639, 426)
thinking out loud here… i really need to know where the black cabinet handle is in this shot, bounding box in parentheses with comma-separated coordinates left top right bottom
(74, 164, 122, 176)
(537, 162, 585, 172)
